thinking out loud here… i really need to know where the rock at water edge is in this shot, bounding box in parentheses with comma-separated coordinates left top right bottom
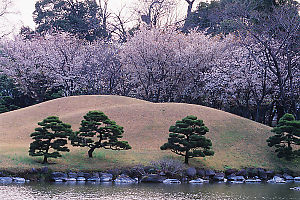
(163, 179, 181, 184)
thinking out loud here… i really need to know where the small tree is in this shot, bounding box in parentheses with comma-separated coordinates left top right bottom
(160, 115, 214, 164)
(70, 111, 131, 158)
(267, 113, 300, 160)
(29, 116, 72, 164)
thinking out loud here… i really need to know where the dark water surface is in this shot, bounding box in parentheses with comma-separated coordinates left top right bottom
(0, 182, 300, 200)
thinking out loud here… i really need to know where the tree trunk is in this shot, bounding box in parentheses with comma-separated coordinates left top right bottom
(182, 0, 195, 32)
(42, 156, 48, 164)
(88, 146, 96, 158)
(287, 134, 291, 149)
(255, 103, 261, 123)
(186, 0, 194, 19)
(277, 103, 285, 124)
(268, 111, 275, 126)
(43, 139, 51, 164)
(185, 152, 189, 164)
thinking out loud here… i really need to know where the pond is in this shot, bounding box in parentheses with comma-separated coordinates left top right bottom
(0, 182, 299, 200)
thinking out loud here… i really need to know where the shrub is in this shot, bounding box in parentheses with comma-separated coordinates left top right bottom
(150, 158, 184, 177)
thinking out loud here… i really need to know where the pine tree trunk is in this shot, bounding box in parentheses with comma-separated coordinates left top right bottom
(185, 153, 189, 164)
(42, 156, 48, 164)
(88, 146, 96, 158)
(43, 139, 50, 164)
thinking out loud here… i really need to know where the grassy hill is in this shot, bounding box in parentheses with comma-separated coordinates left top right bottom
(0, 95, 299, 172)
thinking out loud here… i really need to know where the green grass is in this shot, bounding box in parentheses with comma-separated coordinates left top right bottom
(219, 131, 246, 147)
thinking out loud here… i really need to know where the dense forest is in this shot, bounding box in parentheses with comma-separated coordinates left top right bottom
(0, 0, 299, 126)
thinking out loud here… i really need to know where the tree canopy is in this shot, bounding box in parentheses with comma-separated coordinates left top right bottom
(267, 113, 300, 160)
(29, 116, 72, 164)
(33, 0, 109, 41)
(70, 110, 131, 158)
(161, 115, 214, 164)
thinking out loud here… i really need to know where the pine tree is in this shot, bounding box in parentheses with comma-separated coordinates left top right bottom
(29, 116, 72, 164)
(267, 113, 300, 160)
(70, 111, 131, 158)
(160, 115, 214, 164)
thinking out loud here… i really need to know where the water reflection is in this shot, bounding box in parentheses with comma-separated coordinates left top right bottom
(0, 182, 299, 200)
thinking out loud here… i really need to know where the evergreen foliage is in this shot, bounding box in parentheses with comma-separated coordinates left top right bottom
(267, 113, 300, 160)
(186, 0, 297, 35)
(29, 116, 72, 164)
(70, 110, 131, 158)
(33, 0, 109, 41)
(0, 74, 21, 113)
(0, 96, 18, 113)
(160, 115, 214, 164)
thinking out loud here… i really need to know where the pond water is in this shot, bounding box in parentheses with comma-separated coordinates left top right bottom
(0, 182, 299, 200)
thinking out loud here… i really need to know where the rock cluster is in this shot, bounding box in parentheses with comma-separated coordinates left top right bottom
(190, 168, 300, 184)
(0, 177, 28, 183)
(0, 167, 299, 185)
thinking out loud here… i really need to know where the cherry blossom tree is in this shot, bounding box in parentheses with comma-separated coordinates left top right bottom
(120, 25, 295, 124)
(0, 0, 14, 38)
(202, 37, 277, 124)
(120, 27, 225, 102)
(232, 3, 300, 121)
(0, 33, 122, 102)
(1, 1, 298, 126)
(0, 36, 54, 102)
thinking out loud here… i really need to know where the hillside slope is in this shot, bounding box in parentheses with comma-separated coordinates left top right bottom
(0, 95, 298, 172)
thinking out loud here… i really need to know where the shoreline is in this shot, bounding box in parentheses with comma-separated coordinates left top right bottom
(1, 166, 300, 184)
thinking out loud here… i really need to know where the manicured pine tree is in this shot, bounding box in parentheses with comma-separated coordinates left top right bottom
(267, 113, 300, 160)
(160, 115, 214, 164)
(29, 116, 72, 164)
(70, 111, 131, 158)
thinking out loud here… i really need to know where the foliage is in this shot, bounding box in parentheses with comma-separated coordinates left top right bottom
(0, 74, 18, 113)
(186, 0, 291, 34)
(0, 73, 62, 113)
(0, 0, 14, 38)
(0, 96, 19, 113)
(0, 0, 298, 126)
(33, 0, 109, 41)
(160, 115, 214, 164)
(44, 86, 64, 101)
(267, 113, 300, 160)
(70, 110, 131, 158)
(120, 27, 224, 102)
(0, 74, 25, 113)
(29, 116, 72, 164)
(0, 33, 121, 100)
(184, 0, 300, 123)
(150, 158, 184, 176)
(127, 165, 146, 178)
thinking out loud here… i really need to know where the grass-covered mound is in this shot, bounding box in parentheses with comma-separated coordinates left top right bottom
(0, 95, 299, 172)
